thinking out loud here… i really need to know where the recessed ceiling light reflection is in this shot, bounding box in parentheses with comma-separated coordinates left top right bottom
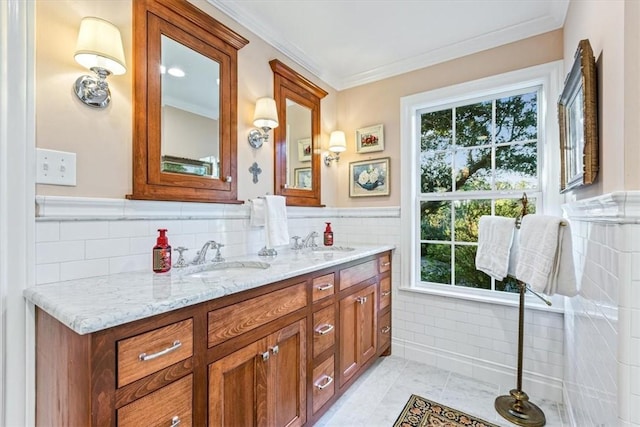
(168, 67, 185, 77)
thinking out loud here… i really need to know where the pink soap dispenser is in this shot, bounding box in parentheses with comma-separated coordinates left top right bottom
(153, 229, 172, 273)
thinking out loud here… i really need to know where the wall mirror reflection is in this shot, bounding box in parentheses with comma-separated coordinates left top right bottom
(160, 35, 220, 178)
(285, 99, 312, 189)
(129, 0, 248, 203)
(271, 59, 327, 207)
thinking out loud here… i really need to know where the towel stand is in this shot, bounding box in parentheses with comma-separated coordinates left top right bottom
(495, 192, 547, 427)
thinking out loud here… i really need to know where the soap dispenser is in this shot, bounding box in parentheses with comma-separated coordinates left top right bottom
(323, 222, 334, 246)
(153, 229, 172, 273)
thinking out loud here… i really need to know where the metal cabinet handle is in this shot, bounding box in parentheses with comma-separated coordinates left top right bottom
(270, 345, 279, 355)
(315, 324, 334, 335)
(225, 176, 232, 183)
(262, 351, 270, 361)
(314, 375, 334, 390)
(316, 283, 334, 291)
(381, 325, 391, 334)
(381, 290, 391, 297)
(138, 340, 182, 362)
(170, 415, 181, 427)
(380, 261, 391, 267)
(356, 296, 367, 305)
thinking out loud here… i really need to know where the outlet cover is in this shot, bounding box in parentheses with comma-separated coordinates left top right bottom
(36, 148, 77, 186)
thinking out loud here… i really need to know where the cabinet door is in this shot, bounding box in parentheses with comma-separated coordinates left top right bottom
(208, 319, 306, 427)
(339, 283, 377, 387)
(208, 340, 265, 427)
(268, 319, 307, 427)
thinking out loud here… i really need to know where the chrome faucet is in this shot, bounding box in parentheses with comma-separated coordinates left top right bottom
(192, 240, 218, 265)
(301, 231, 319, 249)
(210, 241, 225, 263)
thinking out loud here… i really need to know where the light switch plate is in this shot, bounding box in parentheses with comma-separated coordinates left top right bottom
(36, 148, 77, 186)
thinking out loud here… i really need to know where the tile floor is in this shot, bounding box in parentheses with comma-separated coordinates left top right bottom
(315, 355, 569, 426)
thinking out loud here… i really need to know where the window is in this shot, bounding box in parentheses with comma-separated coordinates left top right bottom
(400, 62, 563, 300)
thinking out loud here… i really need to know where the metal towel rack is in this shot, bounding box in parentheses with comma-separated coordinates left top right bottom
(495, 192, 548, 427)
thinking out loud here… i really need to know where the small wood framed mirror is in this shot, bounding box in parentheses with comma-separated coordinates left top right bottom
(271, 59, 327, 207)
(128, 0, 248, 203)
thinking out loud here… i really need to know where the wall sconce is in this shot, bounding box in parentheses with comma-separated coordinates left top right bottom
(324, 131, 347, 166)
(248, 97, 279, 148)
(73, 17, 126, 108)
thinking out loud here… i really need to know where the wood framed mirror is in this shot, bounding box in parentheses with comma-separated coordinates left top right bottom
(271, 60, 327, 207)
(128, 0, 248, 203)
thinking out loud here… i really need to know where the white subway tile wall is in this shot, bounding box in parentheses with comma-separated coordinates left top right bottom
(564, 220, 619, 426)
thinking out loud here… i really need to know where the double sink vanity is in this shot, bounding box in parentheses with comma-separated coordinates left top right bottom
(25, 244, 393, 426)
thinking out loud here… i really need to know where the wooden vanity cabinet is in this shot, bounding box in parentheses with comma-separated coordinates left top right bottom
(34, 251, 391, 426)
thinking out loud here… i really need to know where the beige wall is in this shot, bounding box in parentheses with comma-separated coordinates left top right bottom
(562, 0, 631, 197)
(36, 1, 564, 208)
(334, 30, 564, 207)
(35, 0, 339, 204)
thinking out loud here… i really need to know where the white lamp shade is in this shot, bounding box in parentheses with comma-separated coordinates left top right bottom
(74, 17, 127, 75)
(253, 97, 279, 129)
(328, 131, 347, 152)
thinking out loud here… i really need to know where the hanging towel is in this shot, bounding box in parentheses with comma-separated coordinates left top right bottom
(250, 198, 266, 227)
(475, 215, 516, 281)
(508, 228, 520, 277)
(264, 195, 290, 248)
(515, 215, 577, 297)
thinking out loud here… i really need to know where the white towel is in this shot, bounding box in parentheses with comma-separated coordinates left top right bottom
(475, 216, 516, 281)
(250, 198, 265, 227)
(264, 195, 290, 248)
(515, 215, 577, 297)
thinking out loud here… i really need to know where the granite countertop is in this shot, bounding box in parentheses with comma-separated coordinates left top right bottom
(24, 244, 394, 335)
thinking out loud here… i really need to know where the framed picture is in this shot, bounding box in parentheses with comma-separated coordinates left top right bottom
(356, 124, 384, 153)
(297, 138, 311, 162)
(161, 155, 213, 176)
(558, 39, 599, 192)
(349, 157, 390, 197)
(294, 167, 311, 188)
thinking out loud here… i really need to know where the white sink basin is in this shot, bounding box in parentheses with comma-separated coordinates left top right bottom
(185, 261, 270, 279)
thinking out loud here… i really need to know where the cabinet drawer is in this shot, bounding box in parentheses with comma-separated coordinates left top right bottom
(312, 273, 335, 302)
(117, 374, 193, 427)
(339, 260, 377, 290)
(313, 305, 335, 358)
(208, 282, 307, 347)
(312, 356, 335, 414)
(378, 311, 391, 351)
(378, 253, 391, 273)
(117, 318, 193, 388)
(379, 276, 391, 311)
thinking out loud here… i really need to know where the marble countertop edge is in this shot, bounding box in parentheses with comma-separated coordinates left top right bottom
(25, 244, 394, 335)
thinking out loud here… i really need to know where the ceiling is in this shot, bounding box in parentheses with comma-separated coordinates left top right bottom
(208, 0, 569, 90)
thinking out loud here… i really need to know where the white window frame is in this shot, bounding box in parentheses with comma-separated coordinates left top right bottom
(400, 61, 565, 309)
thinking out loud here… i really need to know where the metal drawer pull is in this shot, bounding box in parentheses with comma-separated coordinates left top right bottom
(315, 324, 334, 335)
(381, 290, 391, 297)
(170, 415, 181, 427)
(356, 296, 367, 305)
(317, 283, 334, 291)
(270, 345, 279, 355)
(262, 351, 270, 361)
(381, 326, 391, 334)
(138, 340, 182, 361)
(380, 261, 391, 267)
(315, 375, 334, 390)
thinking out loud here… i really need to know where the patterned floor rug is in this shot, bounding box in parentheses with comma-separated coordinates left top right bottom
(393, 394, 500, 427)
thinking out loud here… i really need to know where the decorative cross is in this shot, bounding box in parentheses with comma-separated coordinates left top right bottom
(249, 162, 262, 184)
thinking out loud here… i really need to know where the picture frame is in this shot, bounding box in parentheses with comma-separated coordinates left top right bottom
(558, 39, 599, 192)
(297, 138, 311, 162)
(294, 167, 311, 189)
(161, 155, 213, 177)
(349, 157, 390, 197)
(356, 124, 384, 153)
